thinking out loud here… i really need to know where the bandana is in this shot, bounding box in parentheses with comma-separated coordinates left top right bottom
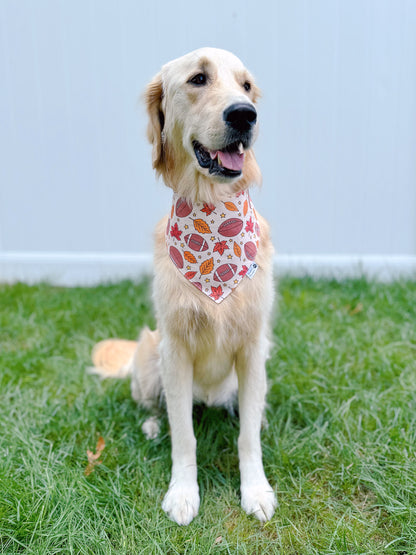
(165, 190, 260, 303)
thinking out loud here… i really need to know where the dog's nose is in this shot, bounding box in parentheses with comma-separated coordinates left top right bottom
(223, 103, 257, 132)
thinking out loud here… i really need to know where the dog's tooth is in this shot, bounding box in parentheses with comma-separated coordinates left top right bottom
(238, 142, 244, 154)
(218, 156, 223, 167)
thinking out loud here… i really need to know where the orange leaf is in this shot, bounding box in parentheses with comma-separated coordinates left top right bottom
(193, 219, 212, 234)
(224, 201, 238, 211)
(171, 205, 174, 218)
(233, 242, 241, 258)
(85, 436, 105, 476)
(243, 200, 248, 216)
(200, 257, 214, 275)
(184, 251, 197, 264)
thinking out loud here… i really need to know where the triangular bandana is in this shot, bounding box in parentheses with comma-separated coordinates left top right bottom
(165, 190, 260, 303)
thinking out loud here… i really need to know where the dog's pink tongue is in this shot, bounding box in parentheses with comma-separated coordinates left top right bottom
(218, 150, 244, 171)
(210, 149, 244, 171)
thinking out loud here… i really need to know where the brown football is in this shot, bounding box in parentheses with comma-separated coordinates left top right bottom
(244, 241, 257, 261)
(176, 198, 193, 217)
(213, 263, 237, 282)
(169, 246, 183, 269)
(218, 218, 243, 237)
(184, 233, 209, 252)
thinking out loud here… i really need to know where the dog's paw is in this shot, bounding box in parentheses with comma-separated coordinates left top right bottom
(141, 416, 160, 440)
(241, 480, 277, 522)
(162, 482, 200, 525)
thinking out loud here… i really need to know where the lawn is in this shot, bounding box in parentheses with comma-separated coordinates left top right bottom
(0, 277, 416, 554)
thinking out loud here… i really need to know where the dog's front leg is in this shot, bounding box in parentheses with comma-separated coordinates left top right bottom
(236, 340, 277, 521)
(160, 338, 199, 525)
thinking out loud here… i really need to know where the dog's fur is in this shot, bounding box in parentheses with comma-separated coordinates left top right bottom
(91, 48, 276, 525)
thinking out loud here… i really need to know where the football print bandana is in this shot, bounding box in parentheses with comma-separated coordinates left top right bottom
(165, 190, 260, 303)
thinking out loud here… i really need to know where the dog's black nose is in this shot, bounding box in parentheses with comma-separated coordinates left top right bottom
(223, 103, 257, 132)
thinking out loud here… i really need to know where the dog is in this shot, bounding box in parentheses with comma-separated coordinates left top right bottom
(91, 47, 277, 525)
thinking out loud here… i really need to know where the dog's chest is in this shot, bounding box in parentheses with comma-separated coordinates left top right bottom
(191, 331, 238, 407)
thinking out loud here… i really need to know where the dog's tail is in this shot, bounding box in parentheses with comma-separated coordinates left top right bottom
(89, 338, 138, 378)
(88, 328, 162, 408)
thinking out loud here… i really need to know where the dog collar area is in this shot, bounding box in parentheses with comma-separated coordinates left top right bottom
(165, 190, 260, 303)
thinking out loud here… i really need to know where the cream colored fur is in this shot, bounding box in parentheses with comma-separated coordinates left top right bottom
(91, 47, 277, 525)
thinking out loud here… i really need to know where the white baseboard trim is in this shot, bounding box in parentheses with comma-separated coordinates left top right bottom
(275, 254, 416, 280)
(0, 252, 415, 286)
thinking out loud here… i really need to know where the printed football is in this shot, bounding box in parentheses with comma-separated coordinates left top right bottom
(169, 246, 183, 268)
(213, 263, 237, 282)
(184, 233, 209, 252)
(244, 241, 257, 261)
(175, 198, 193, 217)
(218, 218, 244, 237)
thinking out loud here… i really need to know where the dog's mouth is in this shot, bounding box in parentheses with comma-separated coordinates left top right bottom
(193, 140, 245, 178)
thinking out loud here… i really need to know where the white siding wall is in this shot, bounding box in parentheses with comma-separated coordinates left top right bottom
(1, 0, 415, 283)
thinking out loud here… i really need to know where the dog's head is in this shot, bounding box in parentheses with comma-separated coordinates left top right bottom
(145, 48, 262, 201)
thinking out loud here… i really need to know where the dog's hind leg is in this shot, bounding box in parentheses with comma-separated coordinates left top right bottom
(130, 327, 162, 410)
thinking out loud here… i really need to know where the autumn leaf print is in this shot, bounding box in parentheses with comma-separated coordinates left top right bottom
(213, 240, 229, 256)
(200, 257, 214, 275)
(233, 242, 241, 258)
(201, 203, 215, 216)
(184, 251, 197, 264)
(243, 199, 248, 216)
(210, 285, 223, 301)
(193, 219, 212, 234)
(224, 201, 238, 211)
(170, 222, 182, 240)
(245, 217, 254, 233)
(239, 265, 248, 277)
(184, 271, 197, 280)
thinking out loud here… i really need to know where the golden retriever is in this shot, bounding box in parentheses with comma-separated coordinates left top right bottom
(91, 47, 276, 525)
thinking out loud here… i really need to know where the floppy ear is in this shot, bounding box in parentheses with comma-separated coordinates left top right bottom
(145, 72, 164, 172)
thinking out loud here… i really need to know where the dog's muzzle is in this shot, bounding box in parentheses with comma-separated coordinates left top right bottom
(193, 103, 257, 179)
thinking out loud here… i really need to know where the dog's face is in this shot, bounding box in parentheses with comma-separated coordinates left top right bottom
(145, 48, 262, 199)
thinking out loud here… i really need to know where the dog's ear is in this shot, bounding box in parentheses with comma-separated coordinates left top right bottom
(145, 72, 164, 172)
(251, 83, 262, 104)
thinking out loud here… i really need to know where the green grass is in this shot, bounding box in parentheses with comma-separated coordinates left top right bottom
(1, 277, 416, 554)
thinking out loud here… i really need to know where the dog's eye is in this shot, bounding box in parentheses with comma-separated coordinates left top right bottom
(243, 81, 251, 92)
(189, 73, 207, 86)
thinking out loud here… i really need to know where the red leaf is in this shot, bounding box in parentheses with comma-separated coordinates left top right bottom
(170, 222, 182, 240)
(213, 240, 229, 256)
(239, 265, 248, 276)
(201, 203, 215, 216)
(210, 285, 223, 301)
(245, 217, 254, 233)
